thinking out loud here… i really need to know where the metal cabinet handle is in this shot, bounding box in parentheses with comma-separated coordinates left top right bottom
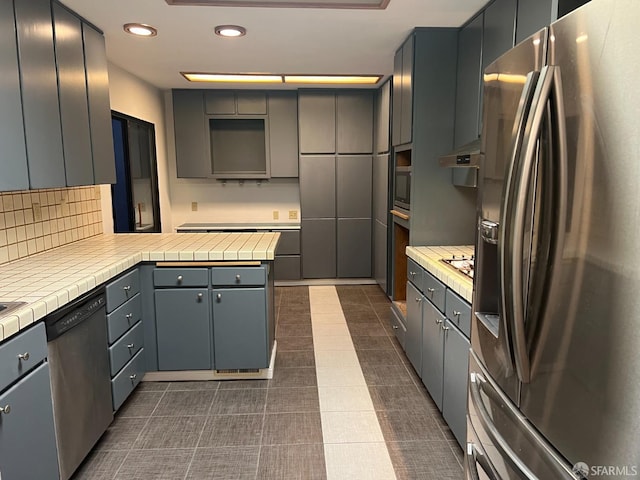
(17, 352, 30, 361)
(415, 297, 422, 303)
(392, 325, 399, 330)
(435, 318, 443, 325)
(453, 310, 461, 317)
(129, 374, 137, 380)
(235, 274, 241, 281)
(127, 343, 135, 349)
(126, 313, 133, 320)
(427, 288, 435, 293)
(410, 271, 416, 277)
(197, 293, 203, 300)
(177, 275, 183, 283)
(216, 293, 222, 300)
(123, 285, 131, 292)
(0, 405, 10, 414)
(442, 324, 450, 331)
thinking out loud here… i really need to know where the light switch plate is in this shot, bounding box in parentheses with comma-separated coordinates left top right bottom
(288, 210, 298, 220)
(273, 210, 279, 220)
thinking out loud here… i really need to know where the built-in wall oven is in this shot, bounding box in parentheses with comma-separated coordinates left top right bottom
(394, 165, 411, 210)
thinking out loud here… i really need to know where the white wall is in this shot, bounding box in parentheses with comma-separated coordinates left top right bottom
(104, 62, 172, 232)
(163, 91, 300, 230)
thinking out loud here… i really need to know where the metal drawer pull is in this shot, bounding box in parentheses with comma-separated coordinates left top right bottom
(392, 325, 399, 330)
(17, 352, 30, 361)
(427, 287, 435, 293)
(129, 374, 137, 380)
(236, 274, 241, 281)
(0, 405, 10, 415)
(410, 271, 416, 277)
(126, 313, 133, 321)
(442, 324, 450, 331)
(216, 293, 222, 300)
(197, 293, 203, 300)
(453, 310, 461, 317)
(415, 297, 422, 303)
(127, 343, 135, 349)
(435, 318, 443, 325)
(177, 275, 183, 283)
(123, 285, 131, 292)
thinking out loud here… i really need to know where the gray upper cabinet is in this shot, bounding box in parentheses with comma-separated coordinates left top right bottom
(237, 92, 267, 114)
(205, 91, 267, 115)
(173, 90, 209, 178)
(52, 3, 94, 187)
(375, 80, 391, 154)
(0, 0, 29, 192)
(482, 0, 516, 71)
(268, 91, 298, 177)
(299, 155, 336, 219)
(392, 35, 414, 146)
(15, 0, 66, 189)
(336, 91, 373, 154)
(336, 155, 372, 219)
(205, 91, 236, 114)
(298, 92, 336, 154)
(515, 0, 589, 43)
(83, 23, 116, 184)
(454, 13, 483, 147)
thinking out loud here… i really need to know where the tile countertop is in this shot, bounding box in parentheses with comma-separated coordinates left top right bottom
(406, 245, 474, 303)
(177, 223, 301, 231)
(0, 232, 280, 342)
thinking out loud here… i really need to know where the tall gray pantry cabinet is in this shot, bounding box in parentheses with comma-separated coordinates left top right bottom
(299, 90, 374, 279)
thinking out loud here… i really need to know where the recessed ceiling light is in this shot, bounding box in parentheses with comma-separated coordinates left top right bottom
(284, 75, 381, 85)
(182, 72, 283, 83)
(123, 23, 158, 37)
(214, 25, 246, 37)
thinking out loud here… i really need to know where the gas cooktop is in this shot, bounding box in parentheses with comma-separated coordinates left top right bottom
(440, 255, 474, 279)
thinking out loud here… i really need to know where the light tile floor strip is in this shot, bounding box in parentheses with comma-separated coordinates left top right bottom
(309, 286, 398, 480)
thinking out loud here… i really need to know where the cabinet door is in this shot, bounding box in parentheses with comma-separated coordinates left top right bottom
(405, 281, 424, 375)
(482, 0, 516, 71)
(299, 155, 335, 218)
(0, 0, 28, 191)
(53, 3, 94, 187)
(237, 91, 267, 114)
(212, 288, 268, 370)
(204, 91, 235, 114)
(301, 218, 336, 279)
(454, 13, 483, 147)
(373, 153, 390, 225)
(173, 90, 209, 178)
(391, 48, 403, 146)
(515, 0, 554, 44)
(375, 80, 391, 154)
(298, 92, 336, 154)
(336, 91, 373, 154)
(83, 23, 116, 184)
(400, 35, 414, 145)
(337, 218, 371, 278)
(155, 289, 211, 370)
(268, 91, 299, 177)
(0, 363, 59, 480)
(336, 155, 372, 219)
(15, 0, 66, 189)
(374, 220, 388, 293)
(442, 320, 470, 447)
(421, 299, 445, 410)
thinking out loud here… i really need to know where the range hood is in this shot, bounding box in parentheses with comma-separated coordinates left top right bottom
(438, 138, 481, 168)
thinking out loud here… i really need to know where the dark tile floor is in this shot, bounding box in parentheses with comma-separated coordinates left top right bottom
(73, 285, 463, 480)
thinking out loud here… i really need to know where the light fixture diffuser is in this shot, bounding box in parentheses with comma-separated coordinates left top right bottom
(181, 72, 283, 83)
(284, 75, 381, 84)
(214, 25, 247, 37)
(123, 23, 158, 37)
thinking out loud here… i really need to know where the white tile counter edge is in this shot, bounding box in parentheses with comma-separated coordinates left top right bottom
(0, 232, 280, 342)
(406, 245, 474, 303)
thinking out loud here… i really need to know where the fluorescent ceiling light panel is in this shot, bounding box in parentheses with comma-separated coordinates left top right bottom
(284, 75, 381, 84)
(166, 0, 389, 9)
(182, 73, 283, 83)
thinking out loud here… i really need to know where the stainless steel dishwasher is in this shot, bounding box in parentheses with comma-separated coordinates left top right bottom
(45, 288, 113, 480)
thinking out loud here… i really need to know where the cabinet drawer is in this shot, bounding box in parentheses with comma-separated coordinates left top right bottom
(423, 269, 446, 313)
(154, 268, 209, 287)
(109, 321, 144, 376)
(407, 258, 423, 292)
(111, 348, 145, 411)
(106, 293, 142, 344)
(106, 269, 140, 313)
(274, 230, 300, 255)
(390, 305, 406, 350)
(211, 266, 266, 286)
(445, 290, 471, 338)
(0, 323, 47, 392)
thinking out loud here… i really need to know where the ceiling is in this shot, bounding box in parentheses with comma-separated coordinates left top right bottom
(61, 0, 486, 90)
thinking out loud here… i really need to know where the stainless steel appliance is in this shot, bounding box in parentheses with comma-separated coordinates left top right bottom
(394, 165, 411, 210)
(45, 288, 113, 480)
(468, 0, 640, 478)
(441, 255, 474, 279)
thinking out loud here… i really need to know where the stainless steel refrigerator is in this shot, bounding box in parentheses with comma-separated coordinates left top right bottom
(467, 0, 640, 478)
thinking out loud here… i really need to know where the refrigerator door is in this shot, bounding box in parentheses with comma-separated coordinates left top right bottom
(519, 0, 640, 473)
(466, 352, 577, 480)
(472, 30, 547, 404)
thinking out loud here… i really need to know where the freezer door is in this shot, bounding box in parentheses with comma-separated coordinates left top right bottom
(519, 0, 640, 473)
(466, 352, 577, 480)
(472, 29, 547, 404)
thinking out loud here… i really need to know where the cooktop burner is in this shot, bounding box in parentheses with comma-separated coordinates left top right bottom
(441, 255, 474, 279)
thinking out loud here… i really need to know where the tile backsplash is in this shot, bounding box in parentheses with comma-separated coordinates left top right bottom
(0, 186, 103, 266)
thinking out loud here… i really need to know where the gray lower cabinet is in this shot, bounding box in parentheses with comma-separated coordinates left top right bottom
(337, 218, 371, 278)
(0, 0, 29, 191)
(274, 230, 301, 280)
(336, 91, 373, 154)
(405, 281, 424, 375)
(374, 220, 388, 292)
(212, 288, 268, 370)
(268, 91, 299, 177)
(421, 299, 445, 411)
(442, 318, 470, 446)
(298, 92, 336, 154)
(0, 362, 59, 479)
(300, 155, 336, 218)
(155, 289, 211, 370)
(301, 219, 336, 279)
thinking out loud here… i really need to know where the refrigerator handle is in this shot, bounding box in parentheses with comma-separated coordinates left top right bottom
(466, 442, 500, 480)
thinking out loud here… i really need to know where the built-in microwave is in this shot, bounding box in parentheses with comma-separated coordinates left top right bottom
(394, 166, 411, 210)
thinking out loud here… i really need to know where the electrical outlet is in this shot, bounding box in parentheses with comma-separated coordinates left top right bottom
(191, 202, 198, 212)
(288, 210, 298, 220)
(272, 210, 279, 220)
(32, 203, 42, 221)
